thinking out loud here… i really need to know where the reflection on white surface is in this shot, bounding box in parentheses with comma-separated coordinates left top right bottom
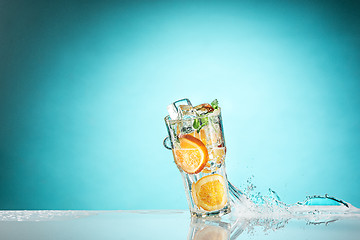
(189, 217, 231, 240)
(193, 225, 229, 240)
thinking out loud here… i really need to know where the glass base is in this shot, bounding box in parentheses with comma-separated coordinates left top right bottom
(190, 204, 231, 218)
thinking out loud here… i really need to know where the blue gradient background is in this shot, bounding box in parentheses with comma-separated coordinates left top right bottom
(0, 0, 359, 210)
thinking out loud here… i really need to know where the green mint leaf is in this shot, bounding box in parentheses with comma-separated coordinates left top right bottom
(211, 99, 219, 109)
(193, 119, 200, 129)
(201, 117, 209, 126)
(196, 117, 209, 133)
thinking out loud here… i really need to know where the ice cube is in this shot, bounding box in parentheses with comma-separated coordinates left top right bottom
(176, 105, 197, 134)
(167, 104, 179, 120)
(210, 124, 224, 147)
(167, 98, 196, 120)
(194, 103, 214, 116)
(178, 105, 198, 119)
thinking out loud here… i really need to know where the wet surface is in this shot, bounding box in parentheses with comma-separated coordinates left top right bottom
(0, 210, 359, 239)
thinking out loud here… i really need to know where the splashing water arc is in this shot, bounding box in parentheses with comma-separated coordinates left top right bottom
(228, 178, 360, 219)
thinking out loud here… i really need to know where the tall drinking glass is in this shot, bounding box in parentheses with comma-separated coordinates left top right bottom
(164, 105, 231, 217)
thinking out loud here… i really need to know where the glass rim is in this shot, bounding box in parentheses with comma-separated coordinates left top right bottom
(164, 108, 221, 124)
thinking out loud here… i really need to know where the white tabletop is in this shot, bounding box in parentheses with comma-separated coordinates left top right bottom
(1, 210, 359, 239)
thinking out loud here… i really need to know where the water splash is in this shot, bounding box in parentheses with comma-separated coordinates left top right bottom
(227, 177, 360, 219)
(200, 178, 360, 239)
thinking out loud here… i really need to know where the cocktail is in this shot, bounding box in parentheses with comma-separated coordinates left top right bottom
(164, 99, 231, 217)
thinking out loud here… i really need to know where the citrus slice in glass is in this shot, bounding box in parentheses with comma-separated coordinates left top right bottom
(173, 134, 208, 174)
(192, 174, 228, 211)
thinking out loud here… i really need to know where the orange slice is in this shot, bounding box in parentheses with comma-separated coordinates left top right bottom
(192, 174, 228, 211)
(173, 134, 208, 174)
